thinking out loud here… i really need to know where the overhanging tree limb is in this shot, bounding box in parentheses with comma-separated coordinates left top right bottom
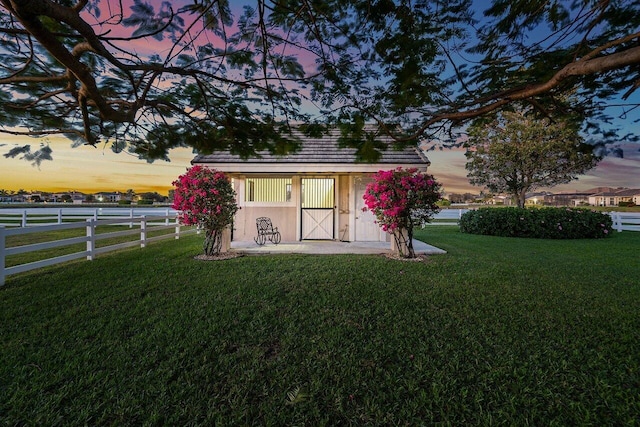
(1, 0, 639, 163)
(413, 42, 640, 138)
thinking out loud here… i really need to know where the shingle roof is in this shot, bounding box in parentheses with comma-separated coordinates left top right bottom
(591, 188, 640, 196)
(613, 189, 640, 196)
(192, 129, 430, 166)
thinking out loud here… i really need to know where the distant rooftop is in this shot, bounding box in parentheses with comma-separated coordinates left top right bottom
(591, 188, 640, 196)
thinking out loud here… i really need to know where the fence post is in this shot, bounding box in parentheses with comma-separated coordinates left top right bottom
(614, 212, 623, 232)
(58, 208, 63, 224)
(129, 209, 134, 228)
(175, 217, 180, 240)
(22, 210, 27, 227)
(140, 216, 147, 248)
(86, 219, 96, 260)
(0, 226, 6, 286)
(165, 208, 170, 226)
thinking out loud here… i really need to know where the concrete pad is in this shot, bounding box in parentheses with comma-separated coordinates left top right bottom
(230, 239, 446, 255)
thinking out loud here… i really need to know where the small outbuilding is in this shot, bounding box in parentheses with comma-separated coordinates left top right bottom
(191, 129, 430, 243)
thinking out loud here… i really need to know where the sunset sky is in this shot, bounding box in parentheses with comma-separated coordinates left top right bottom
(1, 1, 638, 197)
(1, 133, 638, 196)
(0, 134, 194, 195)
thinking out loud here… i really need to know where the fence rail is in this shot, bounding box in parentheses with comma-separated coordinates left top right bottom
(429, 209, 468, 225)
(0, 207, 178, 227)
(610, 212, 640, 232)
(0, 213, 193, 286)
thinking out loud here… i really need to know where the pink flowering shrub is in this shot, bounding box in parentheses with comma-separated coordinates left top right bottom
(363, 167, 442, 257)
(172, 166, 239, 255)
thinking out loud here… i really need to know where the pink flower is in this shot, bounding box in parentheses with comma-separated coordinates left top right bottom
(363, 168, 442, 235)
(172, 166, 238, 231)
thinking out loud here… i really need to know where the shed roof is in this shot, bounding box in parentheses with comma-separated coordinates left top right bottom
(192, 129, 430, 174)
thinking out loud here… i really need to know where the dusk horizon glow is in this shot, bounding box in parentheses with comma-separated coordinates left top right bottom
(1, 135, 638, 196)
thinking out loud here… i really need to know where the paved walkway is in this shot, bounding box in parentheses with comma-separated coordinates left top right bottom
(230, 239, 446, 255)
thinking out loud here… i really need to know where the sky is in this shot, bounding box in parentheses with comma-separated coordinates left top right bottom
(0, 135, 195, 195)
(1, 1, 639, 196)
(1, 133, 638, 196)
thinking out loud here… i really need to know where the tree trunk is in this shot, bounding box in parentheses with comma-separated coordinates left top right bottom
(516, 192, 526, 209)
(392, 227, 415, 258)
(203, 228, 222, 256)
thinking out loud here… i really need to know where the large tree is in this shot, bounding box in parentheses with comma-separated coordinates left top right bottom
(1, 1, 639, 163)
(320, 0, 640, 154)
(0, 0, 331, 163)
(464, 109, 601, 208)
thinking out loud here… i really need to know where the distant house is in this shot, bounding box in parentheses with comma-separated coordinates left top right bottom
(94, 192, 121, 202)
(191, 128, 430, 243)
(3, 195, 27, 203)
(487, 195, 513, 205)
(70, 192, 86, 204)
(525, 192, 549, 206)
(544, 192, 593, 207)
(588, 188, 640, 206)
(28, 193, 44, 202)
(49, 191, 86, 204)
(612, 189, 640, 206)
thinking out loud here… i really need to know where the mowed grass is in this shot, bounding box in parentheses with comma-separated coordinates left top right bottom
(1, 227, 638, 425)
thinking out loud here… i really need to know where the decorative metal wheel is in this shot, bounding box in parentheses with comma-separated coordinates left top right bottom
(254, 233, 266, 245)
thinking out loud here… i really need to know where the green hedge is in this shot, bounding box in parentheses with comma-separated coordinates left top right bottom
(459, 207, 613, 239)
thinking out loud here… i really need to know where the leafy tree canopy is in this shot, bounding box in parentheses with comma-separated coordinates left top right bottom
(1, 0, 638, 163)
(464, 108, 601, 208)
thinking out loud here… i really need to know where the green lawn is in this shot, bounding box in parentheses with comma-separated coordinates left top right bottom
(1, 227, 638, 425)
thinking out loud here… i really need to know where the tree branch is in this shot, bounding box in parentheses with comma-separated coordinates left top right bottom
(414, 44, 640, 138)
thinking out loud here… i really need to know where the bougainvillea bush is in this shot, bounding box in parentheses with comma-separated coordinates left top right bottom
(459, 207, 613, 239)
(172, 166, 239, 256)
(363, 167, 442, 258)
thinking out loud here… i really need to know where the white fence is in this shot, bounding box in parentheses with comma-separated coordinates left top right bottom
(0, 207, 177, 228)
(0, 213, 193, 286)
(610, 212, 640, 232)
(0, 206, 466, 227)
(430, 209, 468, 224)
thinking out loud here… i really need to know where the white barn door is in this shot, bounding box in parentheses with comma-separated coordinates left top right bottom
(301, 178, 335, 240)
(354, 177, 383, 241)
